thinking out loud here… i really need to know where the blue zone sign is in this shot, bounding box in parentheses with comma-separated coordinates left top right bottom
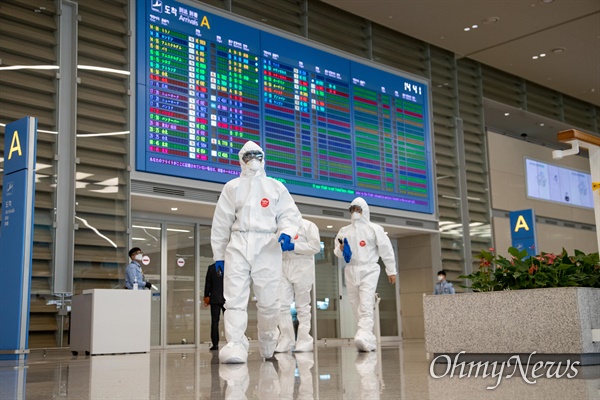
(0, 117, 37, 360)
(509, 209, 538, 258)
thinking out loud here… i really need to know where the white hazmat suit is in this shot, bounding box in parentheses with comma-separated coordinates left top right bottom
(276, 218, 321, 353)
(334, 197, 397, 352)
(211, 141, 302, 363)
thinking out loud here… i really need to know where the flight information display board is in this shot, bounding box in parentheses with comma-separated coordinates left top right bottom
(136, 0, 435, 214)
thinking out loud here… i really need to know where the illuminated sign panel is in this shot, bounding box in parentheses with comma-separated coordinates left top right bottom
(136, 0, 435, 213)
(525, 158, 593, 209)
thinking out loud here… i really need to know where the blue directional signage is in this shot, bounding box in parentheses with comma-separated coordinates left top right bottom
(509, 209, 538, 258)
(0, 117, 37, 361)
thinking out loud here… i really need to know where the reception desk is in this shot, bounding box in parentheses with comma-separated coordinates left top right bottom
(70, 289, 151, 355)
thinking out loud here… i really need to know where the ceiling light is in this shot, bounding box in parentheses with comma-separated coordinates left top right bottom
(132, 237, 146, 241)
(0, 65, 59, 71)
(538, 122, 545, 127)
(504, 112, 510, 116)
(551, 47, 565, 54)
(539, 53, 546, 57)
(77, 65, 130, 75)
(483, 16, 500, 24)
(464, 27, 470, 31)
(326, 225, 333, 228)
(171, 207, 178, 211)
(471, 24, 478, 29)
(539, 0, 555, 3)
(532, 56, 538, 59)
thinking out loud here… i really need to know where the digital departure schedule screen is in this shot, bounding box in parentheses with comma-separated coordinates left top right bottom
(136, 0, 435, 214)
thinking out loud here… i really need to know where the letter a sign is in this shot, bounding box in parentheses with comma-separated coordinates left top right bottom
(509, 209, 538, 258)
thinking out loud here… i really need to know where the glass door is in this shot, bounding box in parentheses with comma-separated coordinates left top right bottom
(131, 221, 162, 347)
(165, 223, 196, 345)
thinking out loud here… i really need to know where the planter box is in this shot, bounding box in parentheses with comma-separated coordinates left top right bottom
(423, 287, 600, 365)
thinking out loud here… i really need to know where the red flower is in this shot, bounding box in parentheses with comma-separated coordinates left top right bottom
(528, 265, 538, 274)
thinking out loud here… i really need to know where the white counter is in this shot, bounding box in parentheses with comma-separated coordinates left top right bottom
(70, 289, 151, 355)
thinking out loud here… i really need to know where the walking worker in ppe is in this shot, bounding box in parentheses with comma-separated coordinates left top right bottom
(275, 218, 321, 353)
(211, 140, 302, 364)
(334, 197, 397, 352)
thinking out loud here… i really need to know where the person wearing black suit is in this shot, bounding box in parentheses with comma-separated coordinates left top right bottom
(204, 262, 225, 351)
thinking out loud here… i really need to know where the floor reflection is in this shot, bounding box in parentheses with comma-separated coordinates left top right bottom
(1, 341, 598, 399)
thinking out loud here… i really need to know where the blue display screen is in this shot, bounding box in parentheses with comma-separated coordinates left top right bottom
(136, 0, 435, 213)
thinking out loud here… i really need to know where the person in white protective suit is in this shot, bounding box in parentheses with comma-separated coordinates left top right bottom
(211, 140, 302, 364)
(334, 197, 397, 352)
(275, 218, 321, 353)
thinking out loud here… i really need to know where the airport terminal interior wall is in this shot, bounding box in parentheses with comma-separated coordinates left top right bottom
(488, 131, 597, 255)
(0, 0, 598, 347)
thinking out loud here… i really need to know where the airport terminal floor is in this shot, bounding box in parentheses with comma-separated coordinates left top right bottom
(4, 340, 599, 400)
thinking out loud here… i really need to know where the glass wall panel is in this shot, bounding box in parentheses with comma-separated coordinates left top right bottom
(198, 226, 216, 347)
(315, 237, 340, 339)
(166, 223, 196, 345)
(131, 221, 162, 346)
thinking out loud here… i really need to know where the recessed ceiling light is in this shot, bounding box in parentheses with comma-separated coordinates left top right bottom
(483, 16, 500, 24)
(326, 225, 333, 228)
(472, 24, 478, 29)
(538, 122, 545, 127)
(464, 27, 470, 31)
(540, 0, 555, 3)
(551, 47, 565, 54)
(539, 53, 546, 57)
(532, 55, 539, 59)
(171, 207, 178, 211)
(504, 112, 510, 116)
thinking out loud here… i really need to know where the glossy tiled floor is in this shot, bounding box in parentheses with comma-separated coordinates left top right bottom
(1, 340, 599, 399)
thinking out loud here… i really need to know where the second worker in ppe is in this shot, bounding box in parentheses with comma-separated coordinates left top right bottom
(275, 218, 321, 353)
(211, 140, 302, 363)
(334, 197, 397, 352)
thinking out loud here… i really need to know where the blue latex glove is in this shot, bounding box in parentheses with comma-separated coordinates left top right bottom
(215, 260, 224, 274)
(342, 238, 352, 263)
(278, 233, 294, 252)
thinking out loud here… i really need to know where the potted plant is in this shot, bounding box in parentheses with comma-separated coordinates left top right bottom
(459, 247, 600, 291)
(423, 247, 600, 365)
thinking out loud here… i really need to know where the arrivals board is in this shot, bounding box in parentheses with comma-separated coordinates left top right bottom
(136, 0, 435, 213)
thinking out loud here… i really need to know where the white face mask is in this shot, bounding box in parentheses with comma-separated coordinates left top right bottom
(247, 159, 261, 171)
(437, 275, 444, 281)
(134, 253, 143, 261)
(351, 212, 362, 221)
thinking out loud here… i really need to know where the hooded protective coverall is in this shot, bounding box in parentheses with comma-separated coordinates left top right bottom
(334, 197, 397, 352)
(276, 218, 321, 353)
(211, 141, 302, 363)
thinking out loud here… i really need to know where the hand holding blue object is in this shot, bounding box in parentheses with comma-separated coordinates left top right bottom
(342, 238, 352, 263)
(215, 260, 224, 274)
(278, 233, 294, 251)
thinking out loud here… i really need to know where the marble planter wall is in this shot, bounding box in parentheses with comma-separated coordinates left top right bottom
(423, 287, 600, 355)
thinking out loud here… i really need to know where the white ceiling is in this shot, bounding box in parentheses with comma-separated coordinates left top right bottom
(320, 0, 600, 107)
